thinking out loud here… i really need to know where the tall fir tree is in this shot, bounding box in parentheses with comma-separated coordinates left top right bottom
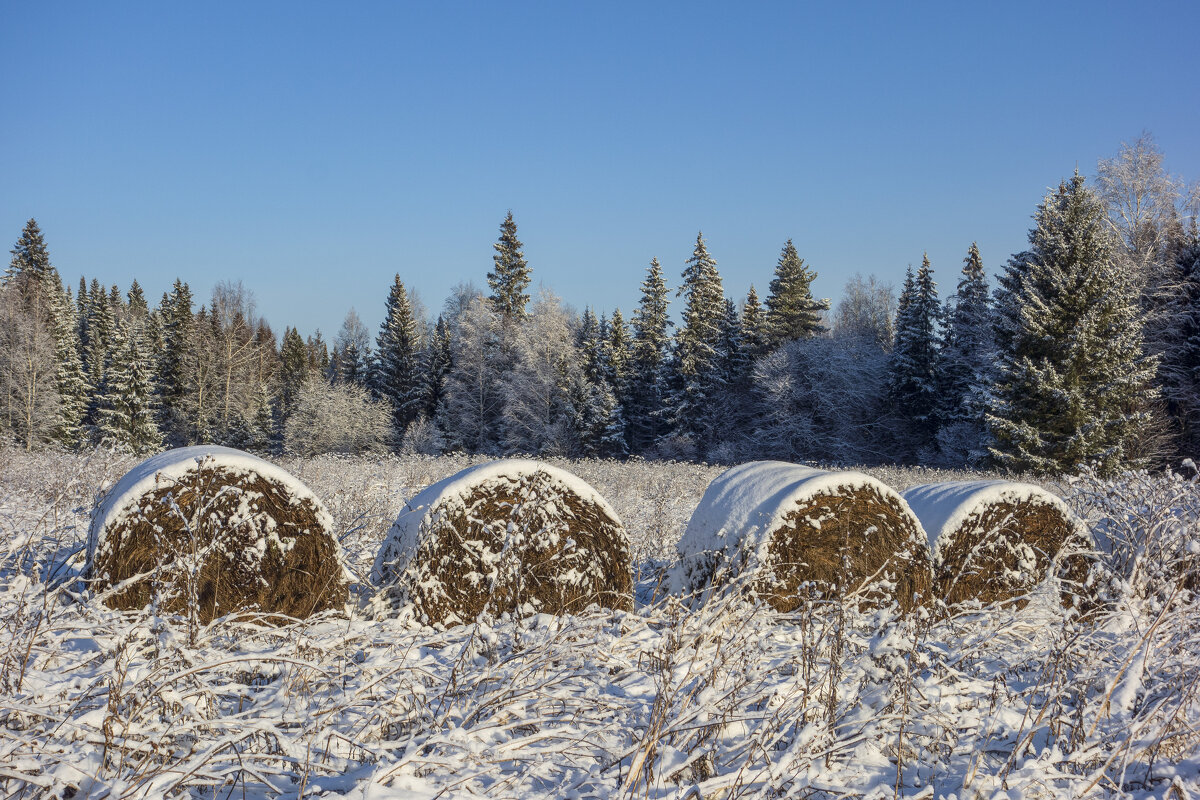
(83, 279, 115, 428)
(373, 274, 425, 437)
(741, 285, 771, 361)
(765, 239, 828, 347)
(710, 296, 751, 454)
(989, 172, 1157, 474)
(936, 243, 995, 466)
(889, 255, 941, 460)
(277, 326, 309, 423)
(156, 280, 195, 445)
(626, 258, 673, 453)
(487, 211, 532, 320)
(670, 232, 725, 451)
(606, 309, 632, 402)
(425, 315, 452, 420)
(96, 318, 162, 453)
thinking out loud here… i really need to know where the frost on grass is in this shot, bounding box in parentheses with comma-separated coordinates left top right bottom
(87, 446, 348, 627)
(677, 461, 932, 612)
(0, 450, 1198, 799)
(903, 480, 1095, 608)
(373, 459, 633, 628)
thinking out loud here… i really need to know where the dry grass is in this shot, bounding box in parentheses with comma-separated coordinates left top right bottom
(378, 468, 633, 627)
(934, 497, 1092, 608)
(89, 465, 347, 624)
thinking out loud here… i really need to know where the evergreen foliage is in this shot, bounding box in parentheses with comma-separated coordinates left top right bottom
(989, 173, 1158, 474)
(156, 280, 195, 445)
(487, 211, 532, 320)
(936, 243, 995, 465)
(765, 240, 828, 347)
(426, 315, 452, 420)
(96, 318, 162, 453)
(741, 285, 770, 361)
(889, 255, 942, 459)
(374, 275, 425, 435)
(277, 327, 309, 423)
(670, 232, 725, 451)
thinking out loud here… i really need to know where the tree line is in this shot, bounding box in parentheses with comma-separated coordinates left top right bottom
(2, 135, 1196, 474)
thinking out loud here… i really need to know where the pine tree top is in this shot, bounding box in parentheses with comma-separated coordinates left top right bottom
(487, 211, 531, 319)
(765, 239, 828, 346)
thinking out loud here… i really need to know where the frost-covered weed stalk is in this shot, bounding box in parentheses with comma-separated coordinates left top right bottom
(0, 449, 1197, 798)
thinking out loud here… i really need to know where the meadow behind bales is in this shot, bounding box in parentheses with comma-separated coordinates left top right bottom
(0, 448, 1198, 799)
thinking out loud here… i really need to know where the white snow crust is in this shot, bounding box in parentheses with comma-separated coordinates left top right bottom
(87, 445, 336, 565)
(371, 458, 623, 585)
(677, 460, 924, 574)
(901, 480, 1088, 559)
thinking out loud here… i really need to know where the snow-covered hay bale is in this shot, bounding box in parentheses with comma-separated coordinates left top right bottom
(372, 459, 633, 628)
(87, 446, 348, 622)
(677, 461, 932, 612)
(902, 481, 1093, 607)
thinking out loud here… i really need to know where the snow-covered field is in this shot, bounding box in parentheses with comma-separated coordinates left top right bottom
(1, 449, 1198, 799)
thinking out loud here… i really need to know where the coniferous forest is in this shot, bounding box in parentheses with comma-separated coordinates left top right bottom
(3, 135, 1198, 475)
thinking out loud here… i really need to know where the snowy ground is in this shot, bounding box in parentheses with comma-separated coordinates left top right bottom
(0, 449, 1197, 799)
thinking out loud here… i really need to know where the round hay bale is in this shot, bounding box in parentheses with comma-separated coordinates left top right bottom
(87, 446, 349, 622)
(372, 459, 633, 628)
(677, 461, 932, 612)
(901, 481, 1094, 608)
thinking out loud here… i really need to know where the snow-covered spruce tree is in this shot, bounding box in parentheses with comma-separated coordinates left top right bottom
(626, 258, 673, 454)
(989, 172, 1158, 474)
(436, 295, 504, 453)
(373, 274, 425, 438)
(425, 314, 452, 420)
(83, 279, 114, 427)
(574, 308, 612, 456)
(889, 255, 941, 461)
(741, 285, 770, 362)
(708, 297, 752, 459)
(156, 279, 195, 445)
(606, 308, 632, 403)
(668, 232, 725, 452)
(765, 239, 828, 348)
(487, 211, 532, 321)
(334, 308, 371, 386)
(49, 283, 88, 448)
(277, 326, 309, 424)
(96, 317, 162, 454)
(935, 243, 995, 466)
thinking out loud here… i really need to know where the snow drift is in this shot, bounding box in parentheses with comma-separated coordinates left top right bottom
(902, 480, 1093, 607)
(372, 459, 633, 628)
(677, 461, 931, 611)
(87, 446, 348, 622)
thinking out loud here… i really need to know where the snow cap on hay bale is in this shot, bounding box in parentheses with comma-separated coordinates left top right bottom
(677, 461, 932, 612)
(372, 459, 633, 628)
(901, 481, 1093, 608)
(87, 446, 349, 623)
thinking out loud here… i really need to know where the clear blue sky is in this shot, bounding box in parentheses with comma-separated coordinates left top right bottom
(3, 1, 1198, 340)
